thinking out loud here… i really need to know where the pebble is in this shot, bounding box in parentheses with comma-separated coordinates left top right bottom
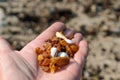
(65, 39, 74, 44)
(56, 32, 67, 40)
(50, 47, 58, 57)
(56, 32, 74, 44)
(59, 52, 69, 57)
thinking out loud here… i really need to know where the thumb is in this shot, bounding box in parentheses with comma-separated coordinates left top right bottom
(0, 37, 37, 80)
(0, 37, 13, 79)
(0, 36, 12, 67)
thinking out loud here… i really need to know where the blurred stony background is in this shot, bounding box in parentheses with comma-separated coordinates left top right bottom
(0, 0, 120, 80)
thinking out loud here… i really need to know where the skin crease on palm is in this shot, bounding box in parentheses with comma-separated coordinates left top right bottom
(0, 22, 88, 80)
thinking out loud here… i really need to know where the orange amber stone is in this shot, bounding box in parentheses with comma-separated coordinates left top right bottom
(70, 44, 78, 53)
(35, 32, 78, 73)
(35, 47, 43, 54)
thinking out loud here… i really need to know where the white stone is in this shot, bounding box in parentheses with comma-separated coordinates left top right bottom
(56, 32, 67, 40)
(50, 47, 58, 57)
(59, 52, 69, 57)
(56, 32, 74, 44)
(65, 39, 74, 44)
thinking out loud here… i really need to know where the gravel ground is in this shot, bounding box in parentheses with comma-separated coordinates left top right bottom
(0, 0, 120, 80)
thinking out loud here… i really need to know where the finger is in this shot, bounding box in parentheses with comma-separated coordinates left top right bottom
(0, 37, 37, 77)
(74, 40, 89, 65)
(19, 22, 66, 67)
(72, 33, 83, 45)
(64, 28, 75, 38)
(0, 37, 12, 52)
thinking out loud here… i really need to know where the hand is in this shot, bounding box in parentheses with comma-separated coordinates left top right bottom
(0, 22, 89, 80)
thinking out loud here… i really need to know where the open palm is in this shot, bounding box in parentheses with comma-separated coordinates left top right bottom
(0, 22, 88, 80)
